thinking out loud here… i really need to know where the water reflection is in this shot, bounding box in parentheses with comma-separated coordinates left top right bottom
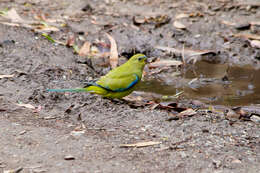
(138, 61, 260, 106)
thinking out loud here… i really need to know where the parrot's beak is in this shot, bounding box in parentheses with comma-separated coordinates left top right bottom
(144, 57, 148, 63)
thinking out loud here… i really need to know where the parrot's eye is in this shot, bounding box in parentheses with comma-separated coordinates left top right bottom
(138, 56, 146, 61)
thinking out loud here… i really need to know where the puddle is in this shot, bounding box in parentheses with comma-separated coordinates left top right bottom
(139, 61, 260, 106)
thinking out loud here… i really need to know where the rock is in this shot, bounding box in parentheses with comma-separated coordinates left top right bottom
(64, 155, 76, 160)
(212, 159, 222, 168)
(235, 23, 250, 30)
(250, 115, 260, 123)
(179, 151, 188, 159)
(225, 109, 240, 120)
(231, 159, 242, 164)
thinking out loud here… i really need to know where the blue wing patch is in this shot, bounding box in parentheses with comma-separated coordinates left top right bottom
(89, 74, 139, 92)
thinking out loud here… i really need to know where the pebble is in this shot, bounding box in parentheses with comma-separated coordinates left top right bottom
(64, 155, 75, 160)
(234, 23, 250, 30)
(250, 115, 260, 123)
(179, 151, 188, 159)
(212, 159, 222, 168)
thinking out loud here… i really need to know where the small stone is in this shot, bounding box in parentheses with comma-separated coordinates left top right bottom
(212, 159, 222, 168)
(225, 109, 240, 120)
(234, 23, 250, 30)
(231, 159, 242, 164)
(33, 168, 47, 173)
(250, 115, 260, 123)
(64, 155, 75, 160)
(19, 130, 26, 135)
(202, 129, 209, 133)
(179, 151, 188, 159)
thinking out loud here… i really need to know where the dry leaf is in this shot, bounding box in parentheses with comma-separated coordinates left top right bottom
(34, 25, 60, 32)
(237, 2, 260, 6)
(250, 21, 260, 26)
(4, 8, 24, 23)
(149, 60, 183, 68)
(221, 20, 236, 26)
(175, 13, 189, 19)
(173, 21, 186, 29)
(79, 41, 91, 56)
(155, 46, 215, 57)
(250, 40, 260, 48)
(0, 74, 14, 79)
(16, 103, 35, 109)
(0, 8, 60, 32)
(234, 33, 260, 40)
(105, 33, 118, 68)
(0, 22, 20, 26)
(120, 141, 161, 148)
(175, 108, 197, 117)
(66, 35, 75, 47)
(225, 109, 240, 119)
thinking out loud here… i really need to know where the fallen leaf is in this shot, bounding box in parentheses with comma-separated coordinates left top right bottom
(250, 21, 260, 26)
(154, 15, 171, 28)
(33, 25, 60, 32)
(250, 40, 260, 48)
(15, 103, 35, 109)
(149, 59, 183, 68)
(175, 108, 197, 118)
(3, 8, 24, 23)
(173, 21, 186, 29)
(0, 21, 20, 26)
(175, 13, 189, 19)
(237, 1, 260, 7)
(120, 141, 161, 148)
(0, 74, 14, 79)
(189, 12, 204, 17)
(79, 41, 91, 56)
(234, 33, 260, 40)
(0, 8, 60, 32)
(220, 20, 236, 26)
(133, 15, 170, 28)
(42, 33, 65, 45)
(155, 46, 216, 58)
(72, 45, 79, 54)
(42, 33, 55, 43)
(66, 35, 75, 47)
(105, 33, 118, 68)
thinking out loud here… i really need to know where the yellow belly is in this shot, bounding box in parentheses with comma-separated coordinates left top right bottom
(85, 85, 135, 99)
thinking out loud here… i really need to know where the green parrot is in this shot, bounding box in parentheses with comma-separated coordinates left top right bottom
(47, 54, 147, 99)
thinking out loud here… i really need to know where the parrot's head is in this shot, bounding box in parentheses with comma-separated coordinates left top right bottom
(128, 54, 147, 69)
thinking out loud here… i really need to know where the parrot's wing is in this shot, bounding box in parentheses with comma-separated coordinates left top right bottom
(96, 73, 139, 92)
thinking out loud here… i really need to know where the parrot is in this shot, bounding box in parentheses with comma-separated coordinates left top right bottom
(47, 54, 147, 99)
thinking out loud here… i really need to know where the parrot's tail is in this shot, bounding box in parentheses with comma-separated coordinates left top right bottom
(47, 88, 86, 92)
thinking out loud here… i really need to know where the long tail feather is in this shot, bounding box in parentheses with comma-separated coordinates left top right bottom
(47, 88, 86, 92)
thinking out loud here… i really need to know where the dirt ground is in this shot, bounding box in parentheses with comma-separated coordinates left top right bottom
(0, 0, 260, 173)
